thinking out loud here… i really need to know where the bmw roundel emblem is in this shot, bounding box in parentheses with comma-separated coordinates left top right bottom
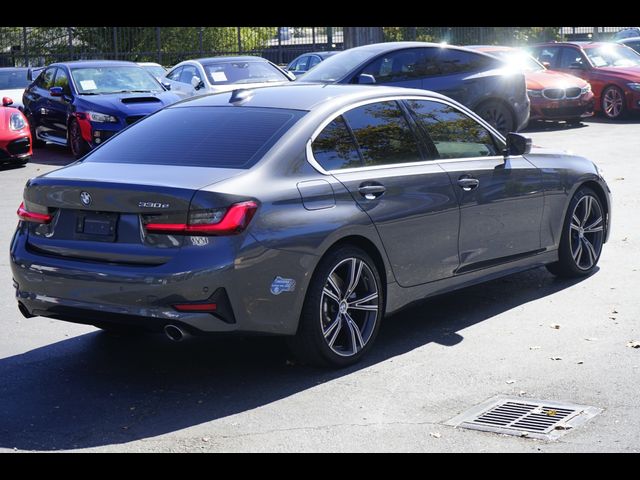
(80, 191, 92, 206)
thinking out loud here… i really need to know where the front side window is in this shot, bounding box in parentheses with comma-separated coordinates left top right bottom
(53, 68, 71, 95)
(558, 48, 587, 69)
(289, 57, 309, 73)
(70, 66, 163, 94)
(311, 116, 361, 171)
(533, 46, 561, 67)
(308, 56, 322, 69)
(360, 48, 438, 83)
(435, 49, 495, 75)
(166, 66, 183, 81)
(179, 65, 198, 84)
(406, 100, 502, 159)
(37, 68, 55, 89)
(342, 101, 422, 167)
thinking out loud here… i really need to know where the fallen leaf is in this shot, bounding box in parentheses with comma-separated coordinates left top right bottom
(129, 406, 136, 411)
(506, 379, 516, 384)
(622, 237, 628, 242)
(202, 437, 210, 443)
(549, 323, 561, 329)
(584, 338, 598, 342)
(554, 424, 572, 430)
(546, 409, 557, 416)
(518, 390, 527, 396)
(430, 432, 441, 439)
(550, 357, 562, 361)
(612, 309, 619, 314)
(577, 361, 584, 365)
(626, 341, 640, 349)
(529, 346, 541, 350)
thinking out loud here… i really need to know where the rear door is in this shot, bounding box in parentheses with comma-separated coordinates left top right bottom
(24, 67, 56, 137)
(405, 98, 544, 272)
(312, 99, 460, 287)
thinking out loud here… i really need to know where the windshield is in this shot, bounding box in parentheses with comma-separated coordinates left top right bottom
(487, 50, 544, 72)
(298, 49, 377, 82)
(0, 69, 30, 89)
(70, 66, 164, 94)
(142, 66, 166, 78)
(584, 44, 640, 67)
(203, 61, 288, 85)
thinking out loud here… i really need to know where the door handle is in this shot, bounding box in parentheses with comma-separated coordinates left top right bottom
(457, 176, 480, 191)
(358, 184, 386, 200)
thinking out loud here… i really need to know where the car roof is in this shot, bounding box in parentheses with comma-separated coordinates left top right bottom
(618, 36, 640, 42)
(51, 60, 139, 68)
(169, 83, 453, 112)
(466, 45, 515, 52)
(346, 41, 486, 55)
(0, 67, 29, 72)
(533, 41, 615, 48)
(191, 56, 270, 64)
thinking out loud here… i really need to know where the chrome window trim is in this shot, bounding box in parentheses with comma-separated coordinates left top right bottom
(305, 94, 507, 176)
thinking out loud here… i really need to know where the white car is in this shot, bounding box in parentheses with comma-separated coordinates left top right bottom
(137, 62, 167, 82)
(0, 68, 31, 110)
(163, 56, 294, 99)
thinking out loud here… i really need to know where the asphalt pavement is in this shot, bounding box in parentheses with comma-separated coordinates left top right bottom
(0, 117, 638, 452)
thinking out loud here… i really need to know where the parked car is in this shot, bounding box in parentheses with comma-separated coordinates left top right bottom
(296, 41, 530, 134)
(286, 51, 339, 77)
(137, 62, 167, 82)
(529, 42, 640, 119)
(0, 96, 31, 165)
(612, 28, 640, 40)
(22, 60, 181, 158)
(0, 67, 31, 110)
(468, 45, 594, 123)
(617, 36, 640, 55)
(163, 56, 293, 99)
(11, 84, 610, 367)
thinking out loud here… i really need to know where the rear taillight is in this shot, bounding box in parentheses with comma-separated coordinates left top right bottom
(145, 200, 258, 236)
(17, 202, 53, 224)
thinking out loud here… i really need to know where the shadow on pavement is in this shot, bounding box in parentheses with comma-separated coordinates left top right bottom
(0, 266, 587, 451)
(28, 145, 75, 166)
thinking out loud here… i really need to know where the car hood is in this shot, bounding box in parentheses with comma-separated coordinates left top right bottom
(1, 88, 26, 108)
(526, 70, 588, 90)
(592, 65, 640, 80)
(74, 91, 181, 117)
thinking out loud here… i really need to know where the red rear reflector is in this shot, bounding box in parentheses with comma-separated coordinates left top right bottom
(145, 200, 258, 235)
(17, 202, 53, 224)
(173, 303, 217, 312)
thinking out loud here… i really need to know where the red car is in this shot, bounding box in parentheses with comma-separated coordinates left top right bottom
(0, 97, 31, 165)
(530, 42, 640, 120)
(470, 45, 594, 123)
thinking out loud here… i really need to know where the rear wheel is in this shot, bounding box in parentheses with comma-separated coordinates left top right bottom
(288, 246, 384, 367)
(476, 100, 516, 135)
(601, 85, 626, 120)
(546, 187, 605, 278)
(69, 118, 90, 159)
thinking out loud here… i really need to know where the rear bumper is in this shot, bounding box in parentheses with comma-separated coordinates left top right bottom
(10, 227, 315, 336)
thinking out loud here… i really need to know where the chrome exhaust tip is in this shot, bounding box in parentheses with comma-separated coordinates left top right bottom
(17, 302, 35, 319)
(164, 324, 189, 342)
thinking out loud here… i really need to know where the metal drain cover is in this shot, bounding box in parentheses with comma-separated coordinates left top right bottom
(446, 396, 602, 440)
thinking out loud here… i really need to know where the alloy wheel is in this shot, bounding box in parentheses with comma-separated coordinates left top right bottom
(602, 87, 624, 119)
(569, 195, 604, 270)
(319, 257, 379, 357)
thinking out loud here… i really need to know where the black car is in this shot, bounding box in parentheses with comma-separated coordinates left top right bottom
(286, 51, 340, 77)
(12, 84, 610, 367)
(297, 42, 530, 134)
(22, 60, 180, 158)
(617, 37, 640, 55)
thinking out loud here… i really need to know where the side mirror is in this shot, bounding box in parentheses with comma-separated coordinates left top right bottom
(2, 97, 13, 107)
(191, 76, 204, 90)
(49, 86, 63, 97)
(505, 133, 532, 157)
(161, 82, 171, 90)
(541, 61, 551, 68)
(357, 73, 376, 85)
(569, 62, 586, 70)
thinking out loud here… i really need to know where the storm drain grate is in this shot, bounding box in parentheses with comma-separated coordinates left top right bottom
(446, 396, 602, 440)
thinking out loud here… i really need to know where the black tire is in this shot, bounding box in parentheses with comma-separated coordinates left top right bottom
(476, 100, 516, 135)
(546, 187, 605, 278)
(69, 118, 90, 159)
(288, 246, 384, 368)
(601, 85, 626, 120)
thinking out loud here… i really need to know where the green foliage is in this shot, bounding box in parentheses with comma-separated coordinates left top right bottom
(383, 27, 562, 46)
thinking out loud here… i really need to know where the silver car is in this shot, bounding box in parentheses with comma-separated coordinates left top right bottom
(163, 56, 294, 99)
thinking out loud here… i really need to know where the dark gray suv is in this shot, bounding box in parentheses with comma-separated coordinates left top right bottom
(11, 84, 609, 367)
(297, 42, 530, 134)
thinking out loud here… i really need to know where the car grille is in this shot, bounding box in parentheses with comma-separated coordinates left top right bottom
(541, 105, 590, 117)
(125, 115, 145, 125)
(542, 87, 583, 100)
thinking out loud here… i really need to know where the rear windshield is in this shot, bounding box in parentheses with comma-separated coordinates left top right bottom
(0, 69, 29, 89)
(202, 61, 288, 85)
(84, 106, 305, 168)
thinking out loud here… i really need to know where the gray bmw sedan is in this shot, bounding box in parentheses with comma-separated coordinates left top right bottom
(11, 84, 611, 367)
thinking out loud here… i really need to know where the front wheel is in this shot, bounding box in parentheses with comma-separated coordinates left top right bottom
(601, 85, 626, 120)
(288, 246, 384, 367)
(69, 118, 90, 159)
(476, 100, 516, 135)
(546, 187, 605, 278)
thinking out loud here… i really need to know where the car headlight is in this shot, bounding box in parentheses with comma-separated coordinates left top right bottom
(527, 89, 543, 97)
(9, 112, 26, 131)
(581, 84, 592, 94)
(87, 111, 118, 123)
(627, 83, 640, 92)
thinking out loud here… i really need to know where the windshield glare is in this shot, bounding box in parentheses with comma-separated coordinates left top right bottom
(298, 49, 377, 82)
(0, 70, 30, 89)
(203, 61, 287, 85)
(70, 66, 163, 94)
(489, 50, 543, 72)
(585, 44, 640, 67)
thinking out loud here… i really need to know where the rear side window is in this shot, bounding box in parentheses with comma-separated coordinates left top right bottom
(435, 49, 495, 75)
(84, 106, 305, 169)
(406, 100, 502, 159)
(342, 101, 422, 167)
(311, 116, 362, 170)
(361, 48, 440, 82)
